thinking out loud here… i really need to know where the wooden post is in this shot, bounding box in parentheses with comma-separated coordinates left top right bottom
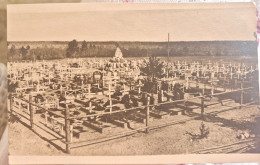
(123, 83, 126, 93)
(186, 77, 189, 89)
(109, 83, 112, 113)
(97, 80, 100, 89)
(65, 104, 71, 154)
(211, 82, 214, 95)
(240, 82, 243, 109)
(29, 95, 34, 130)
(158, 90, 163, 103)
(201, 90, 205, 119)
(70, 125, 73, 142)
(48, 72, 51, 84)
(129, 80, 132, 91)
(60, 85, 63, 94)
(89, 101, 92, 113)
(138, 80, 141, 94)
(196, 79, 199, 89)
(102, 73, 105, 93)
(146, 96, 150, 133)
(235, 77, 237, 88)
(88, 84, 91, 100)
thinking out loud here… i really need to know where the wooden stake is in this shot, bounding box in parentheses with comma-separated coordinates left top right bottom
(159, 90, 163, 103)
(201, 92, 205, 119)
(65, 104, 71, 154)
(211, 82, 214, 95)
(88, 84, 91, 100)
(89, 101, 92, 113)
(109, 83, 112, 113)
(138, 80, 141, 94)
(70, 125, 73, 142)
(146, 96, 150, 133)
(240, 82, 243, 109)
(29, 95, 34, 130)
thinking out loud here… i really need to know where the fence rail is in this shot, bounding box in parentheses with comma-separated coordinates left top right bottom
(9, 85, 257, 154)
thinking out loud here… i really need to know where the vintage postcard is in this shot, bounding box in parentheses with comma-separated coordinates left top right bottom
(7, 1, 260, 164)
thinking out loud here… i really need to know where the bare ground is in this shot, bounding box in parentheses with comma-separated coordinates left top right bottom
(8, 104, 260, 156)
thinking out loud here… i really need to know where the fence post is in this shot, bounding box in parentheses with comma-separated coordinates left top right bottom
(29, 95, 34, 130)
(146, 96, 150, 133)
(211, 82, 214, 95)
(240, 82, 243, 109)
(89, 101, 92, 113)
(70, 125, 73, 143)
(65, 104, 71, 154)
(201, 89, 205, 119)
(158, 90, 163, 103)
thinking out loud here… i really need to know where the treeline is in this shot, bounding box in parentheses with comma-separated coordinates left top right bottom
(8, 45, 66, 60)
(7, 40, 258, 61)
(7, 40, 116, 61)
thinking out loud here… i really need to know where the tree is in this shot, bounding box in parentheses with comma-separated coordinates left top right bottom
(66, 39, 79, 58)
(140, 55, 165, 94)
(81, 40, 88, 57)
(26, 45, 30, 50)
(20, 46, 27, 59)
(9, 45, 16, 60)
(25, 45, 31, 60)
(140, 55, 164, 82)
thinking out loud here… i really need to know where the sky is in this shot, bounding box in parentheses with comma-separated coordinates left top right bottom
(7, 2, 257, 42)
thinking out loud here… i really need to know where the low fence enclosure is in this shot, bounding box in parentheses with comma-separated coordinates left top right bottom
(9, 79, 258, 153)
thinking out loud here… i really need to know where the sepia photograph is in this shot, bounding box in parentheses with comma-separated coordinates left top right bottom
(6, 1, 260, 159)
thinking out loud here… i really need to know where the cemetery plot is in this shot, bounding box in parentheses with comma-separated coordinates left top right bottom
(7, 51, 260, 154)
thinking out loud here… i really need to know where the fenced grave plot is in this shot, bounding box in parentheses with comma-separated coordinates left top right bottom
(8, 83, 258, 154)
(7, 56, 260, 154)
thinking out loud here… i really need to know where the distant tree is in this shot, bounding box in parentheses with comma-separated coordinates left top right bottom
(9, 45, 16, 60)
(66, 39, 79, 58)
(20, 46, 28, 59)
(115, 42, 119, 47)
(81, 40, 88, 57)
(25, 45, 31, 60)
(140, 55, 164, 82)
(26, 45, 30, 50)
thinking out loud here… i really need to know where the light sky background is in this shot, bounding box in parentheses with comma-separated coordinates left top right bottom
(7, 2, 256, 42)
